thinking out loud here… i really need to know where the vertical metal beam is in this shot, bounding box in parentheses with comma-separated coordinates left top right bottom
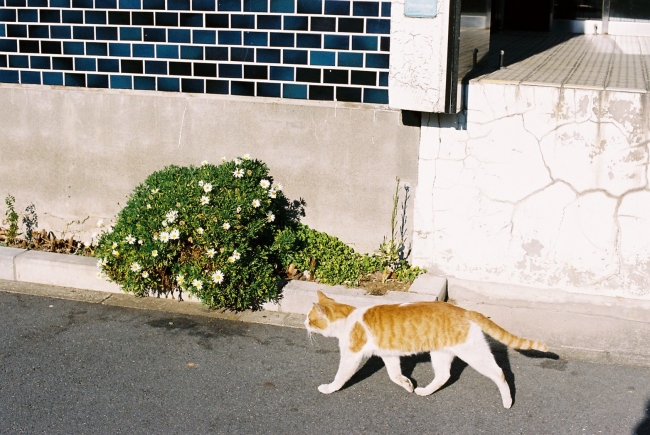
(602, 0, 610, 34)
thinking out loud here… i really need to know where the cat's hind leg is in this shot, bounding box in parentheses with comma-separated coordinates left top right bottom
(414, 350, 454, 397)
(381, 356, 414, 392)
(318, 350, 365, 394)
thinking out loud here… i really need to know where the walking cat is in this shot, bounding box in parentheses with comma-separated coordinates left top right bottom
(305, 291, 548, 408)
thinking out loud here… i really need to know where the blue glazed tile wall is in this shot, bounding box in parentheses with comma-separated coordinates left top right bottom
(0, 0, 390, 103)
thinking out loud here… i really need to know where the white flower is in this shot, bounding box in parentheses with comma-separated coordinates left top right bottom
(146, 204, 152, 209)
(243, 154, 250, 160)
(206, 248, 216, 258)
(222, 222, 230, 230)
(236, 206, 241, 213)
(232, 250, 241, 261)
(96, 259, 103, 268)
(96, 271, 102, 279)
(228, 256, 235, 263)
(268, 189, 277, 198)
(233, 168, 244, 178)
(159, 232, 170, 242)
(112, 250, 119, 257)
(151, 188, 159, 194)
(112, 242, 118, 249)
(201, 160, 208, 166)
(234, 158, 242, 165)
(152, 250, 158, 257)
(169, 229, 180, 240)
(153, 234, 158, 240)
(252, 199, 261, 208)
(162, 221, 168, 227)
(197, 227, 204, 235)
(177, 275, 185, 285)
(138, 239, 143, 245)
(211, 270, 224, 284)
(201, 196, 210, 205)
(199, 180, 204, 187)
(259, 179, 270, 189)
(141, 271, 149, 278)
(166, 210, 178, 222)
(97, 219, 104, 227)
(130, 262, 141, 272)
(267, 212, 275, 222)
(192, 279, 203, 290)
(203, 183, 212, 193)
(272, 182, 283, 191)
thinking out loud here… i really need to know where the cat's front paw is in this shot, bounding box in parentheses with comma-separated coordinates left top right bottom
(414, 387, 431, 397)
(318, 384, 336, 394)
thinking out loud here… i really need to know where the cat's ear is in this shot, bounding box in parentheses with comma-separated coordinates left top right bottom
(317, 290, 330, 302)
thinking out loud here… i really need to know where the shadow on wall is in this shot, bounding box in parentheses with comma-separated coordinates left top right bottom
(635, 397, 650, 435)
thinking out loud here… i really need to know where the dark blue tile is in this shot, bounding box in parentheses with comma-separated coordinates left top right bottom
(62, 10, 83, 24)
(180, 12, 203, 26)
(205, 46, 228, 59)
(231, 80, 254, 96)
(231, 14, 254, 28)
(98, 58, 120, 71)
(323, 68, 346, 83)
(269, 32, 293, 46)
(168, 28, 191, 42)
(270, 0, 292, 12)
(64, 72, 86, 87)
(86, 11, 107, 24)
(257, 15, 281, 29)
(110, 42, 131, 56)
(351, 35, 376, 50)
(50, 26, 71, 39)
(96, 26, 119, 40)
(219, 63, 242, 78)
(73, 26, 95, 40)
(96, 0, 118, 8)
(109, 11, 130, 24)
(335, 86, 360, 101)
(194, 62, 216, 76)
(193, 0, 215, 10)
(338, 17, 363, 32)
(257, 82, 280, 97)
(310, 50, 334, 66)
(381, 1, 390, 16)
(110, 74, 132, 88)
(30, 56, 51, 69)
(325, 1, 349, 15)
(217, 0, 240, 11)
(143, 0, 165, 8)
(144, 27, 166, 41)
(133, 44, 154, 57)
(156, 44, 179, 58)
(63, 41, 84, 54)
(119, 0, 141, 9)
(324, 34, 347, 49)
(230, 46, 254, 61)
(19, 40, 39, 53)
(158, 76, 179, 91)
(206, 14, 228, 27)
(72, 0, 92, 7)
(168, 0, 190, 9)
(43, 71, 63, 84)
(181, 45, 202, 59)
(120, 27, 142, 40)
(87, 42, 108, 55)
(378, 70, 387, 86)
(363, 87, 387, 103)
(0, 55, 7, 67)
(21, 71, 40, 84)
(182, 78, 204, 92)
(167, 59, 190, 73)
(40, 10, 60, 23)
(295, 67, 319, 82)
(283, 15, 307, 30)
(132, 12, 154, 25)
(296, 33, 320, 48)
(0, 9, 17, 22)
(0, 25, 5, 37)
(256, 47, 280, 63)
(366, 52, 388, 68)
(87, 74, 109, 88)
(297, 0, 320, 13)
(309, 84, 333, 100)
(121, 58, 143, 72)
(366, 18, 389, 34)
(29, 25, 50, 38)
(75, 57, 96, 71)
(310, 16, 334, 31)
(244, 64, 266, 78)
(50, 0, 70, 6)
(41, 41, 62, 54)
(18, 9, 38, 22)
(353, 0, 378, 16)
(270, 65, 292, 80)
(9, 55, 28, 68)
(283, 49, 307, 64)
(193, 29, 216, 43)
(7, 25, 26, 37)
(144, 60, 167, 74)
(134, 75, 155, 90)
(28, 0, 47, 6)
(244, 0, 266, 11)
(283, 83, 305, 99)
(350, 69, 374, 85)
(380, 35, 388, 51)
(206, 79, 228, 93)
(0, 70, 20, 83)
(156, 12, 178, 26)
(6, 0, 25, 5)
(338, 51, 362, 66)
(244, 31, 267, 46)
(218, 30, 241, 45)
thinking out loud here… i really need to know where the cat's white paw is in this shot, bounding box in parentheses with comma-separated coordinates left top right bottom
(414, 387, 431, 397)
(399, 377, 414, 392)
(318, 384, 335, 394)
(502, 397, 512, 409)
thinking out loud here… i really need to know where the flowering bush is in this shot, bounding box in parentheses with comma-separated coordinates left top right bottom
(95, 157, 291, 311)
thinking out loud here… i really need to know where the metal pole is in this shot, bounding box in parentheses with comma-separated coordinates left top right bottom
(602, 0, 610, 34)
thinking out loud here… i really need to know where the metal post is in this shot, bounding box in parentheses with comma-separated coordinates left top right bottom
(602, 0, 610, 34)
(499, 50, 505, 69)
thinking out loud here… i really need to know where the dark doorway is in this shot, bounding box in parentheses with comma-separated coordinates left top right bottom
(502, 0, 552, 31)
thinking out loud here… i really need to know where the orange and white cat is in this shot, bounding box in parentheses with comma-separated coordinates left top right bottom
(305, 291, 548, 408)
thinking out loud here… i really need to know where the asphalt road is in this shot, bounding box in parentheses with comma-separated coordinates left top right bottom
(0, 290, 649, 435)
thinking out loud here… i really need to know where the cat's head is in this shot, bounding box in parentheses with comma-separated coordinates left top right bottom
(304, 291, 355, 337)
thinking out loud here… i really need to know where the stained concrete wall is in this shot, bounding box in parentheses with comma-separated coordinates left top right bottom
(412, 81, 650, 300)
(0, 84, 420, 253)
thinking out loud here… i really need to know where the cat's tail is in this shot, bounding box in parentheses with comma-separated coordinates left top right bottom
(466, 310, 548, 352)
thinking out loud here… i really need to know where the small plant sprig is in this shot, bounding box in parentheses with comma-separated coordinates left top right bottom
(4, 195, 19, 245)
(22, 203, 38, 244)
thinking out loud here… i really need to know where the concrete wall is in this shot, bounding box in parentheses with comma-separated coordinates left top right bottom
(412, 81, 650, 300)
(0, 84, 420, 253)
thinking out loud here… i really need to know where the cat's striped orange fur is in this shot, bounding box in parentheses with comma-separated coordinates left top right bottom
(305, 290, 548, 408)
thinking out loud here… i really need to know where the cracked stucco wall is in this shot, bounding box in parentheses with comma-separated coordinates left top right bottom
(412, 82, 650, 300)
